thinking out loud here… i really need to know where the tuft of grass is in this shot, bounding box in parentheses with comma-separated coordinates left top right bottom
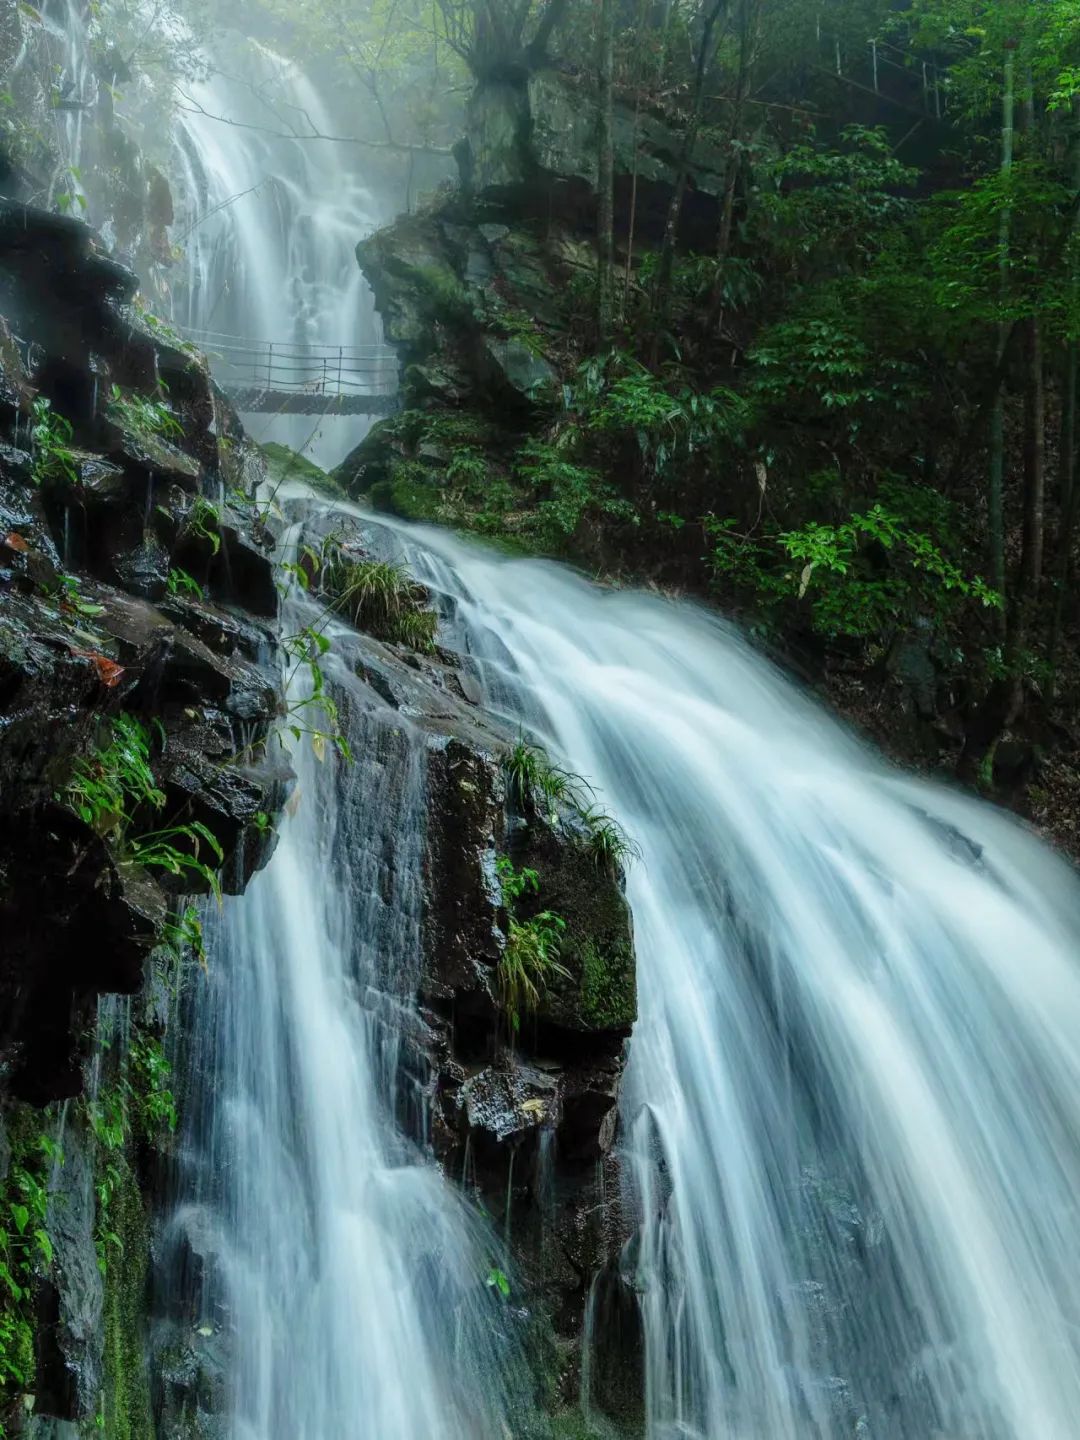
(499, 913, 569, 1029)
(323, 553, 439, 653)
(495, 857, 568, 1031)
(579, 806, 642, 873)
(504, 737, 592, 820)
(502, 737, 641, 871)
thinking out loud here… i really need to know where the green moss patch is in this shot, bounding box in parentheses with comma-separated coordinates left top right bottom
(259, 442, 343, 497)
(98, 1156, 153, 1440)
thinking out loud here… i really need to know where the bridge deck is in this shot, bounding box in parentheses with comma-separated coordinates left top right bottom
(225, 387, 398, 416)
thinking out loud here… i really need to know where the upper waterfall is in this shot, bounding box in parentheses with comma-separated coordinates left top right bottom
(170, 41, 392, 466)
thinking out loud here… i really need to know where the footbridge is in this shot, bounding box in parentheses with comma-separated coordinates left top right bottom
(180, 327, 399, 416)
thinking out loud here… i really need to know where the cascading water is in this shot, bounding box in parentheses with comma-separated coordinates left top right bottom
(170, 43, 393, 465)
(373, 515, 1080, 1440)
(169, 576, 526, 1438)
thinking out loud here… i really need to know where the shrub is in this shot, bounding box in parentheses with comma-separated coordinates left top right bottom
(515, 439, 636, 548)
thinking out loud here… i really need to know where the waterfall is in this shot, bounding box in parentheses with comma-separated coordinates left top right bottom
(378, 517, 1080, 1440)
(169, 41, 391, 466)
(168, 587, 526, 1438)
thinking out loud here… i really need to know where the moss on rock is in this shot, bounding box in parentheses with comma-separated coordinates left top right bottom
(579, 938, 636, 1032)
(511, 825, 636, 1036)
(98, 1155, 152, 1440)
(259, 442, 344, 498)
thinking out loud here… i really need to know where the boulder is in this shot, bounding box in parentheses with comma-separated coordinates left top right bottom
(480, 334, 558, 406)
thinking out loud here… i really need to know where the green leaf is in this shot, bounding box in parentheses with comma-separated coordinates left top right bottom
(486, 1267, 511, 1298)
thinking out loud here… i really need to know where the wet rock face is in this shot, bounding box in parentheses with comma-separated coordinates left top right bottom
(317, 544, 638, 1414)
(0, 204, 286, 1104)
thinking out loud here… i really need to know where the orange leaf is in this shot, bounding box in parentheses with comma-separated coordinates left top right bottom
(2, 531, 29, 553)
(72, 649, 125, 688)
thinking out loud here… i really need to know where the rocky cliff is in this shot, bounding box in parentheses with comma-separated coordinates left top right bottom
(0, 200, 287, 1435)
(0, 199, 640, 1437)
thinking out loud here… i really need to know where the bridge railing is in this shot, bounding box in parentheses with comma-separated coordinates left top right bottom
(178, 326, 400, 401)
(815, 19, 947, 119)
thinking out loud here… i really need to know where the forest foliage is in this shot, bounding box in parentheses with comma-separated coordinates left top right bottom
(11, 0, 1080, 791)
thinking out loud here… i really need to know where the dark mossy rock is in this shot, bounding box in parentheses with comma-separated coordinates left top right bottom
(512, 823, 636, 1037)
(0, 805, 164, 1101)
(99, 416, 203, 492)
(480, 334, 559, 406)
(311, 536, 637, 1400)
(0, 205, 288, 1108)
(0, 448, 60, 575)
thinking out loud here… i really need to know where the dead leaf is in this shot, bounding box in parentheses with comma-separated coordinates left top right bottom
(798, 563, 815, 600)
(2, 531, 29, 553)
(755, 460, 768, 494)
(72, 649, 125, 688)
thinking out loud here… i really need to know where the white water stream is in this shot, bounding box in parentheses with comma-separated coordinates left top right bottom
(386, 520, 1080, 1440)
(172, 594, 526, 1438)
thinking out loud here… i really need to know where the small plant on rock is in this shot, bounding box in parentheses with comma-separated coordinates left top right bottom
(166, 567, 205, 601)
(322, 552, 438, 653)
(503, 737, 640, 872)
(29, 396, 78, 487)
(107, 383, 183, 444)
(503, 737, 591, 821)
(0, 1131, 59, 1400)
(184, 496, 222, 557)
(495, 856, 569, 1032)
(59, 713, 225, 902)
(580, 808, 642, 873)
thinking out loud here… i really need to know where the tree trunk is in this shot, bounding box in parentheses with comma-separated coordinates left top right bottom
(596, 0, 616, 337)
(1020, 315, 1046, 596)
(961, 321, 1047, 784)
(649, 0, 727, 363)
(705, 0, 758, 329)
(988, 43, 1016, 623)
(1046, 98, 1080, 697)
